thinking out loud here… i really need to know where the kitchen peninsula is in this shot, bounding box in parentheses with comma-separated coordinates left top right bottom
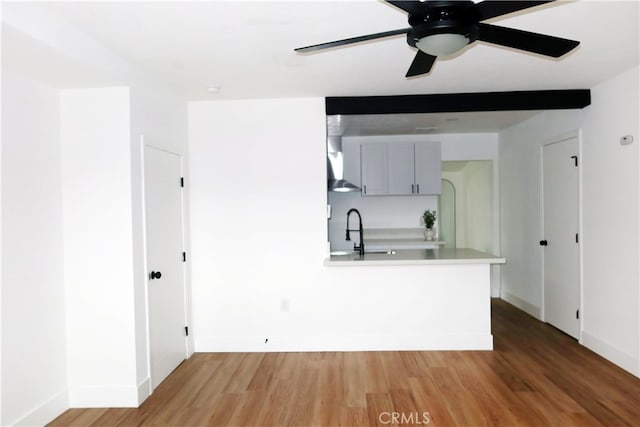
(326, 247, 504, 266)
(323, 247, 505, 351)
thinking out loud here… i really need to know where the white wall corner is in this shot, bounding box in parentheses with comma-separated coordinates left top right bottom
(137, 377, 151, 406)
(581, 331, 639, 378)
(2, 70, 68, 427)
(490, 287, 501, 298)
(10, 389, 69, 427)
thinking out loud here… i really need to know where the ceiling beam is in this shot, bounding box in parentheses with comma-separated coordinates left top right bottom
(326, 89, 591, 115)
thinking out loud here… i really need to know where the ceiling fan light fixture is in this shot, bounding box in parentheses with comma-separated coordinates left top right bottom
(416, 33, 469, 56)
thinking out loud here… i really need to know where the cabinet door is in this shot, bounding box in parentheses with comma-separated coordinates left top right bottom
(414, 141, 442, 195)
(388, 142, 415, 195)
(342, 141, 361, 188)
(360, 143, 388, 196)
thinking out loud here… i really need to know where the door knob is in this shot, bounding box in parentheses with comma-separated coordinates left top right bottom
(149, 271, 162, 280)
(539, 240, 548, 246)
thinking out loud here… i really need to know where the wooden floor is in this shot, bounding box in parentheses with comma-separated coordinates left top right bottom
(50, 299, 639, 426)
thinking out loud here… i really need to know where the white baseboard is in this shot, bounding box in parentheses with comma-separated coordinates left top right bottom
(195, 334, 493, 352)
(581, 331, 639, 377)
(68, 385, 140, 408)
(501, 291, 541, 320)
(137, 377, 151, 405)
(11, 389, 68, 427)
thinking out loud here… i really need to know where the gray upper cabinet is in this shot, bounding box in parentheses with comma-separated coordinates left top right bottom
(361, 141, 441, 196)
(388, 142, 415, 195)
(360, 143, 388, 195)
(414, 141, 442, 195)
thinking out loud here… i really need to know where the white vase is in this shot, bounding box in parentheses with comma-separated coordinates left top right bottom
(424, 228, 435, 241)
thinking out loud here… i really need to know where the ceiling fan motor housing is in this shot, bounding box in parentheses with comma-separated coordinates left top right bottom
(406, 1, 479, 47)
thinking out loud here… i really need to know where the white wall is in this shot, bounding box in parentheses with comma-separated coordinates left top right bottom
(1, 71, 68, 426)
(59, 85, 189, 409)
(2, 3, 191, 417)
(461, 162, 493, 252)
(499, 109, 583, 316)
(443, 161, 493, 252)
(60, 87, 140, 406)
(188, 98, 500, 351)
(128, 83, 190, 396)
(0, 77, 189, 419)
(188, 97, 328, 350)
(581, 66, 639, 376)
(499, 66, 639, 376)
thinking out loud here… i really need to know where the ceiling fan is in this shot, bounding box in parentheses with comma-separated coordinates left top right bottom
(294, 1, 580, 77)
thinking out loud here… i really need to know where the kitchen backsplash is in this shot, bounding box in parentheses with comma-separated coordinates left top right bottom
(328, 191, 438, 251)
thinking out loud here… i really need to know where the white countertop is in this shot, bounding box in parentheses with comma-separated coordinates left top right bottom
(325, 248, 506, 266)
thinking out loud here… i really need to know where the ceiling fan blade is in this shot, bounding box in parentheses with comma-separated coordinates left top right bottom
(478, 23, 580, 57)
(385, 1, 424, 15)
(475, 1, 554, 21)
(295, 28, 409, 53)
(405, 50, 437, 77)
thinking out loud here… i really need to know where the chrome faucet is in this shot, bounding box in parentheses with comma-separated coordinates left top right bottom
(346, 208, 364, 256)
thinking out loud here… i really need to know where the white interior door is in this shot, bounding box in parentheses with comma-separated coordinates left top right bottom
(144, 145, 187, 389)
(542, 136, 580, 339)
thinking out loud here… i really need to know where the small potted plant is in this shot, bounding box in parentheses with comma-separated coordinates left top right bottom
(422, 209, 437, 241)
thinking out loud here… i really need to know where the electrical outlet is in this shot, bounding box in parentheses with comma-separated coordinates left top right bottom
(280, 298, 290, 312)
(621, 134, 634, 145)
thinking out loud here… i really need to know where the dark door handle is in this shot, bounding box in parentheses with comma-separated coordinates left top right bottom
(149, 271, 162, 280)
(539, 240, 548, 246)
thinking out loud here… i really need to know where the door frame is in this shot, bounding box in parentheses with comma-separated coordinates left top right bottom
(140, 136, 192, 391)
(539, 129, 583, 342)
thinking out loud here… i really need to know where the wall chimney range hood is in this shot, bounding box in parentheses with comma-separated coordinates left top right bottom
(327, 136, 359, 192)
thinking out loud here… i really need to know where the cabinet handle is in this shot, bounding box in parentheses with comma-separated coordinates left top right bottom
(363, 185, 367, 195)
(411, 184, 415, 194)
(416, 184, 420, 194)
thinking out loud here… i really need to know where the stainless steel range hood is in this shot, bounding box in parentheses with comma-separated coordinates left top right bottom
(327, 136, 360, 192)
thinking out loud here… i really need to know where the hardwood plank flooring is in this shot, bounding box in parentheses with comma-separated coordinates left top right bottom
(49, 299, 640, 426)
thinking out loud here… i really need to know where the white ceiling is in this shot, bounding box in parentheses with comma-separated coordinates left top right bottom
(4, 1, 639, 135)
(35, 0, 639, 101)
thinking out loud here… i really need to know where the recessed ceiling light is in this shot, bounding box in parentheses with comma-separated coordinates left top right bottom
(207, 86, 221, 94)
